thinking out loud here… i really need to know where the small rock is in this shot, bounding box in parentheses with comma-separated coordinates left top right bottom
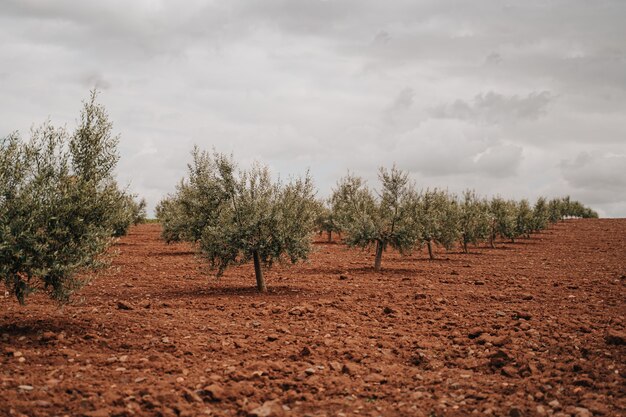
(199, 383, 224, 402)
(573, 407, 591, 417)
(33, 400, 52, 407)
(341, 363, 360, 376)
(509, 407, 523, 417)
(41, 331, 56, 342)
(548, 399, 561, 409)
(521, 293, 534, 300)
(288, 307, 304, 316)
(18, 385, 33, 391)
(468, 328, 484, 339)
(304, 368, 316, 375)
(249, 399, 284, 417)
(18, 357, 26, 363)
(536, 405, 547, 416)
(182, 387, 202, 403)
(573, 377, 593, 387)
(134, 377, 147, 383)
(339, 274, 348, 280)
(513, 311, 532, 320)
(605, 329, 626, 345)
(267, 334, 279, 342)
(501, 366, 518, 377)
(474, 280, 485, 285)
(383, 306, 395, 315)
(300, 346, 311, 357)
(491, 335, 510, 347)
(414, 293, 427, 300)
(117, 301, 133, 311)
(13, 351, 23, 357)
(409, 352, 429, 368)
(364, 373, 386, 383)
(489, 350, 512, 369)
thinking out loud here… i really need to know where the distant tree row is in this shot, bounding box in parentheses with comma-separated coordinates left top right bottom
(158, 153, 597, 291)
(0, 91, 145, 304)
(323, 169, 597, 270)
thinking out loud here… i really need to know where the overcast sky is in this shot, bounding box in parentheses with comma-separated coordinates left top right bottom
(1, 0, 625, 217)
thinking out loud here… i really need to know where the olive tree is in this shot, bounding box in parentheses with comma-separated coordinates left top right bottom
(547, 198, 564, 223)
(111, 192, 147, 237)
(531, 197, 549, 232)
(458, 190, 491, 253)
(161, 149, 318, 292)
(314, 199, 342, 242)
(514, 199, 534, 240)
(1, 91, 129, 304)
(415, 189, 459, 259)
(487, 197, 517, 247)
(332, 166, 420, 271)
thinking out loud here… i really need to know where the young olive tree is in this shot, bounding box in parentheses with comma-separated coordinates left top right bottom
(514, 199, 534, 240)
(111, 192, 148, 237)
(488, 197, 517, 247)
(164, 149, 318, 292)
(1, 91, 130, 304)
(532, 197, 549, 232)
(458, 190, 491, 253)
(547, 198, 563, 224)
(415, 189, 459, 259)
(314, 199, 342, 242)
(332, 167, 420, 272)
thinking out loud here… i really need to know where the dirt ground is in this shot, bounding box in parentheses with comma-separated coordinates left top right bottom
(1, 219, 625, 417)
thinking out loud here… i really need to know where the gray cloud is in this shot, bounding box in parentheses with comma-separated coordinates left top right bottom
(431, 91, 553, 124)
(561, 152, 626, 194)
(1, 0, 625, 217)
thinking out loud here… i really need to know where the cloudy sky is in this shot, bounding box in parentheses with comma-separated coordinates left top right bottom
(1, 0, 625, 217)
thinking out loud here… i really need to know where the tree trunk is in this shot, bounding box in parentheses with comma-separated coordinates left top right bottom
(374, 240, 384, 272)
(490, 234, 495, 249)
(462, 239, 468, 253)
(427, 240, 435, 260)
(328, 230, 332, 242)
(252, 250, 267, 293)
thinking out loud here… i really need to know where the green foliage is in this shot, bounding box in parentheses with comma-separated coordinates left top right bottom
(111, 192, 147, 237)
(547, 196, 597, 222)
(457, 190, 491, 253)
(0, 91, 131, 304)
(548, 198, 563, 223)
(414, 189, 459, 258)
(488, 197, 517, 245)
(155, 192, 188, 243)
(514, 199, 534, 239)
(314, 199, 342, 241)
(332, 166, 420, 271)
(532, 197, 549, 232)
(159, 149, 318, 291)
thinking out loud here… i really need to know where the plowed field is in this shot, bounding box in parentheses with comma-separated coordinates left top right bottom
(1, 219, 625, 417)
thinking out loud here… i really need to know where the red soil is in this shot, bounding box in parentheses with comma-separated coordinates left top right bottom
(1, 219, 625, 417)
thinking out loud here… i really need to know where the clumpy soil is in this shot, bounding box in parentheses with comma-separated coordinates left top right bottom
(1, 219, 624, 417)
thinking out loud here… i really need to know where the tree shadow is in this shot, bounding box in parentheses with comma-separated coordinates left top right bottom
(148, 250, 198, 257)
(0, 317, 92, 338)
(156, 284, 311, 300)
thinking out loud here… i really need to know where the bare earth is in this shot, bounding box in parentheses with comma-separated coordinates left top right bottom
(1, 219, 625, 417)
